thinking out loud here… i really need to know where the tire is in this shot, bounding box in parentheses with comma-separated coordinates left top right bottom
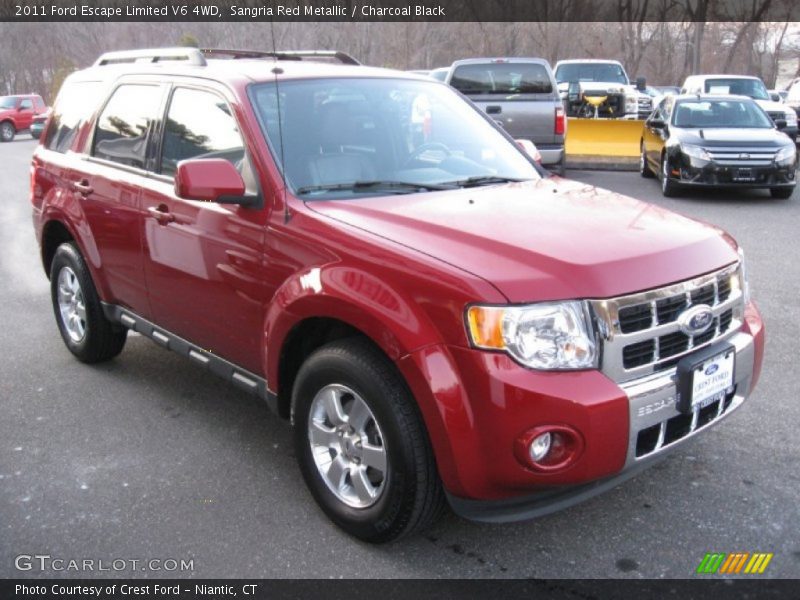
(550, 158, 566, 177)
(50, 242, 127, 363)
(0, 121, 15, 142)
(770, 187, 794, 199)
(660, 153, 680, 197)
(640, 143, 655, 178)
(293, 338, 445, 543)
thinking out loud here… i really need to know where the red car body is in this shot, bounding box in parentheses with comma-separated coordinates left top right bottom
(31, 53, 765, 523)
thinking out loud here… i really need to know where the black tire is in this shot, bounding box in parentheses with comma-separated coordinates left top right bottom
(50, 242, 127, 363)
(549, 158, 566, 177)
(293, 338, 445, 543)
(770, 187, 794, 199)
(640, 143, 655, 178)
(660, 153, 680, 197)
(0, 121, 15, 142)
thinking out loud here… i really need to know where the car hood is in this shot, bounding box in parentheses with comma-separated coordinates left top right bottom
(307, 179, 738, 303)
(755, 99, 792, 115)
(675, 127, 789, 146)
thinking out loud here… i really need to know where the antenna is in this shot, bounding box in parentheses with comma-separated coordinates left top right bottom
(269, 20, 290, 224)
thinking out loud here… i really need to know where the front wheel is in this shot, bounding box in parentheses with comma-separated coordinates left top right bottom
(50, 242, 127, 363)
(661, 154, 681, 197)
(770, 187, 794, 199)
(0, 121, 15, 142)
(293, 338, 445, 543)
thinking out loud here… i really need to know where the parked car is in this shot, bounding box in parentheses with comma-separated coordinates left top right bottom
(445, 57, 566, 173)
(654, 86, 681, 96)
(0, 94, 48, 142)
(553, 58, 651, 119)
(681, 74, 797, 142)
(784, 79, 800, 120)
(32, 48, 764, 542)
(768, 89, 787, 103)
(640, 94, 796, 198)
(30, 108, 50, 140)
(428, 67, 449, 82)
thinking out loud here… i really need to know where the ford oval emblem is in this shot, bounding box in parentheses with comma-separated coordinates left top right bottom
(677, 304, 714, 336)
(705, 364, 719, 376)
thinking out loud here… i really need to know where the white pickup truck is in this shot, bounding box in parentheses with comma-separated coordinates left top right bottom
(554, 59, 651, 120)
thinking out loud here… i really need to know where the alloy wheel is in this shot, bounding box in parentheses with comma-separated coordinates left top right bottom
(57, 266, 87, 342)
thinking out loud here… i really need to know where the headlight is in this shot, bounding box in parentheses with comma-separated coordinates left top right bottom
(784, 110, 797, 126)
(733, 247, 751, 305)
(775, 144, 796, 166)
(466, 301, 597, 370)
(682, 144, 710, 161)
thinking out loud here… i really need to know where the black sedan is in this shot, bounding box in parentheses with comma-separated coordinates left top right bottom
(640, 94, 796, 198)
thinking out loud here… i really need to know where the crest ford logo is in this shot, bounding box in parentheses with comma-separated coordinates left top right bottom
(696, 552, 773, 574)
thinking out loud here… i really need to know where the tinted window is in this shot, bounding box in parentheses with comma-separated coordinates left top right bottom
(555, 63, 628, 85)
(19, 99, 33, 110)
(160, 88, 244, 177)
(44, 81, 103, 154)
(451, 63, 553, 95)
(92, 84, 162, 169)
(703, 78, 769, 101)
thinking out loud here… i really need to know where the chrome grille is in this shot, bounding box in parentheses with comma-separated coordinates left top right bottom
(590, 263, 745, 383)
(705, 147, 777, 167)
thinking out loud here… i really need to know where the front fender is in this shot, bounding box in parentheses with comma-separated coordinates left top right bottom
(263, 263, 445, 390)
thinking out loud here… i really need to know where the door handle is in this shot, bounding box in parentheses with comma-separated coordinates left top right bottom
(147, 205, 174, 225)
(486, 105, 502, 115)
(72, 179, 93, 196)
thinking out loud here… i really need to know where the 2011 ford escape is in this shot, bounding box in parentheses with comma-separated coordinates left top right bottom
(31, 48, 765, 543)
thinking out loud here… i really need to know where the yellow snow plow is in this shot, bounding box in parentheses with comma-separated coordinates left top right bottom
(565, 118, 645, 168)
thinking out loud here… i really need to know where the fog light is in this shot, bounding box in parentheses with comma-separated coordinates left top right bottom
(529, 432, 552, 462)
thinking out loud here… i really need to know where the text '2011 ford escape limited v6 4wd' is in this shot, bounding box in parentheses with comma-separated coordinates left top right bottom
(31, 48, 764, 543)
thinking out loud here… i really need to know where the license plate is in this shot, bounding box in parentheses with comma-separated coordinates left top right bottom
(676, 345, 735, 414)
(733, 168, 755, 182)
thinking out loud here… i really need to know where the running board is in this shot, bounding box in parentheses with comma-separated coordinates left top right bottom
(102, 303, 278, 414)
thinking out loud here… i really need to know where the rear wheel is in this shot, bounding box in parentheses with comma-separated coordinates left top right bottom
(293, 338, 445, 543)
(0, 121, 15, 142)
(770, 187, 794, 199)
(50, 242, 127, 363)
(640, 143, 654, 178)
(660, 153, 680, 197)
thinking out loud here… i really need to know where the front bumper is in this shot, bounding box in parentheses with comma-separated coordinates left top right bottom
(416, 304, 764, 523)
(673, 159, 796, 188)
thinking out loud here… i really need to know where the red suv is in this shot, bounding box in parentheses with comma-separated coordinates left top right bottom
(0, 94, 47, 142)
(31, 48, 765, 542)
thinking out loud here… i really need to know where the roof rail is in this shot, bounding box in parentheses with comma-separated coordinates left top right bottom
(93, 48, 207, 67)
(201, 49, 360, 66)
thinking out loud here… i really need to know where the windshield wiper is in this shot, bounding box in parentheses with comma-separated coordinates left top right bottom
(296, 180, 456, 195)
(441, 175, 530, 188)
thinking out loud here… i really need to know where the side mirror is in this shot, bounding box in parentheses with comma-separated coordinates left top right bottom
(635, 77, 647, 92)
(515, 139, 542, 163)
(774, 118, 787, 130)
(649, 118, 666, 129)
(174, 159, 252, 205)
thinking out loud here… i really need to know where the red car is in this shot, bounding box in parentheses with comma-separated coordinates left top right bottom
(31, 48, 765, 542)
(0, 94, 47, 142)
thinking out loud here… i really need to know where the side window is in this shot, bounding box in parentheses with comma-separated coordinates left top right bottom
(19, 99, 33, 111)
(44, 81, 103, 154)
(159, 87, 245, 177)
(92, 84, 162, 169)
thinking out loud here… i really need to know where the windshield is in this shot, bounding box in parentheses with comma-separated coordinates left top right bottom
(0, 97, 16, 110)
(450, 63, 553, 95)
(703, 78, 769, 101)
(672, 99, 773, 128)
(555, 63, 628, 85)
(249, 77, 539, 199)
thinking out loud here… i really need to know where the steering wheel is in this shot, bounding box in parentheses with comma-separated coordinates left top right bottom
(405, 142, 452, 165)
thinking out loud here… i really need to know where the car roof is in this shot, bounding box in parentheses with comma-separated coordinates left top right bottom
(450, 57, 550, 66)
(685, 74, 760, 82)
(670, 93, 757, 102)
(554, 59, 623, 66)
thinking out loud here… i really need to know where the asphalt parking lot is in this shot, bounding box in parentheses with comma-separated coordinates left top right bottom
(1, 137, 798, 579)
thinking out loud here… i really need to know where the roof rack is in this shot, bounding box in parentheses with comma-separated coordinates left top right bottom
(93, 48, 207, 67)
(201, 49, 360, 65)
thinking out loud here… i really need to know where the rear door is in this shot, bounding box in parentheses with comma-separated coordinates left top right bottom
(17, 98, 35, 130)
(78, 82, 166, 316)
(138, 83, 272, 374)
(448, 60, 558, 145)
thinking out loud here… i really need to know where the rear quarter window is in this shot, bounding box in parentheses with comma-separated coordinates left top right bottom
(44, 81, 104, 153)
(450, 63, 553, 95)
